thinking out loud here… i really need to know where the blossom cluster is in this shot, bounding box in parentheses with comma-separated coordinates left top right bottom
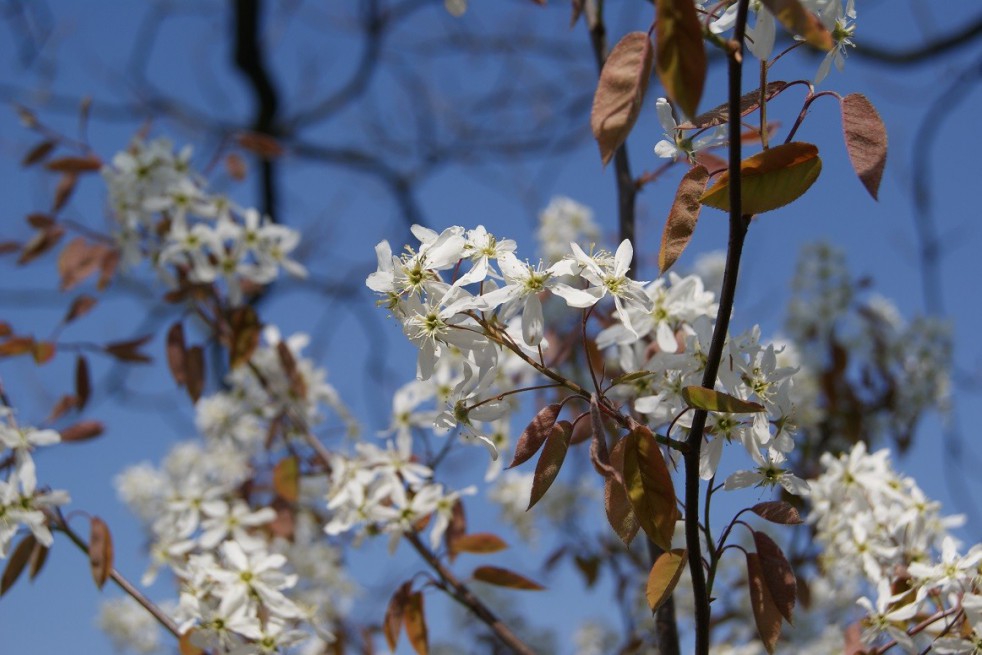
(102, 137, 306, 304)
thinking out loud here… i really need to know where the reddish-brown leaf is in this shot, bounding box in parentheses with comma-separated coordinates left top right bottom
(27, 213, 55, 229)
(277, 341, 307, 399)
(759, 0, 833, 51)
(21, 140, 56, 167)
(185, 346, 205, 402)
(52, 173, 78, 213)
(591, 32, 654, 166)
(605, 436, 640, 545)
(570, 0, 585, 26)
(104, 335, 153, 363)
(752, 530, 796, 623)
(58, 237, 108, 290)
(0, 336, 35, 358)
(444, 498, 467, 562)
(384, 582, 412, 651)
(273, 456, 300, 503)
(750, 501, 803, 525)
(1, 535, 37, 595)
(646, 548, 687, 612)
(32, 340, 56, 365)
(622, 422, 679, 551)
(655, 0, 706, 119)
(89, 517, 114, 589)
(97, 249, 120, 290)
(449, 533, 509, 556)
(472, 566, 545, 591)
(28, 540, 49, 580)
(746, 552, 783, 654)
(528, 422, 572, 510)
(18, 225, 65, 265)
(60, 420, 104, 443)
(46, 395, 79, 423)
(680, 82, 788, 129)
(841, 93, 887, 200)
(659, 165, 709, 273)
(0, 242, 19, 256)
(75, 355, 91, 410)
(225, 153, 247, 181)
(0, 323, 10, 338)
(508, 403, 560, 469)
(229, 306, 261, 369)
(404, 591, 428, 655)
(44, 155, 102, 173)
(166, 322, 187, 387)
(65, 295, 98, 323)
(235, 132, 285, 159)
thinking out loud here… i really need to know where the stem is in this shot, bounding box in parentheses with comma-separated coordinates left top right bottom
(53, 512, 182, 639)
(684, 3, 752, 654)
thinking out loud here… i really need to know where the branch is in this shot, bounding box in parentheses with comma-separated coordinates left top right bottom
(856, 14, 982, 65)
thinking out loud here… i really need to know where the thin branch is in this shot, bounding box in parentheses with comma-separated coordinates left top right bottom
(857, 15, 982, 65)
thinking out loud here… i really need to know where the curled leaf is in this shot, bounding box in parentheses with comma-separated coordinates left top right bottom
(591, 32, 654, 166)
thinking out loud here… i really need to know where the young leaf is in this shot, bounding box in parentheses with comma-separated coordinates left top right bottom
(591, 32, 654, 166)
(700, 142, 822, 215)
(1, 535, 37, 596)
(76, 355, 92, 409)
(449, 533, 509, 556)
(750, 501, 803, 525)
(44, 155, 102, 173)
(179, 631, 204, 655)
(32, 340, 55, 365)
(273, 456, 300, 503)
(746, 552, 783, 653)
(605, 436, 640, 546)
(508, 403, 560, 469)
(104, 335, 153, 363)
(681, 386, 766, 413)
(472, 566, 545, 591)
(404, 591, 429, 655)
(18, 225, 65, 265)
(752, 530, 797, 624)
(528, 422, 572, 510)
(28, 540, 49, 580)
(58, 237, 106, 291)
(646, 548, 687, 613)
(166, 322, 187, 386)
(444, 499, 467, 562)
(46, 395, 78, 423)
(235, 132, 285, 159)
(53, 173, 78, 212)
(277, 341, 307, 399)
(60, 420, 104, 442)
(384, 582, 411, 651)
(65, 295, 98, 324)
(229, 306, 261, 369)
(659, 165, 709, 273)
(758, 0, 833, 51)
(0, 336, 35, 358)
(225, 153, 247, 181)
(89, 517, 114, 589)
(21, 140, 56, 167)
(622, 423, 679, 551)
(841, 93, 887, 200)
(655, 0, 707, 118)
(679, 82, 788, 129)
(185, 346, 205, 403)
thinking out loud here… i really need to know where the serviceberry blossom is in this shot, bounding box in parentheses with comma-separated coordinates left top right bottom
(653, 98, 726, 163)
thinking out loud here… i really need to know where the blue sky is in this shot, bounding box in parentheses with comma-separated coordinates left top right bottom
(1, 1, 981, 653)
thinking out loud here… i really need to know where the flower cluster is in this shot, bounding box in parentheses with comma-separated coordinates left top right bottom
(102, 137, 306, 304)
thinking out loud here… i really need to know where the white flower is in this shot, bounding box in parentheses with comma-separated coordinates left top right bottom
(653, 98, 726, 163)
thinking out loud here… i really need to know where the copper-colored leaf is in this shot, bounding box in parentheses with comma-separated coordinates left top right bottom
(752, 530, 796, 623)
(28, 540, 49, 580)
(622, 423, 679, 551)
(759, 0, 833, 51)
(52, 173, 78, 212)
(65, 295, 98, 323)
(659, 165, 709, 273)
(646, 548, 687, 612)
(225, 152, 247, 181)
(655, 0, 706, 119)
(179, 631, 205, 655)
(46, 395, 79, 422)
(229, 306, 261, 369)
(1, 535, 37, 595)
(273, 456, 300, 503)
(591, 32, 654, 166)
(841, 93, 887, 200)
(384, 582, 411, 651)
(0, 323, 10, 338)
(750, 501, 803, 525)
(32, 340, 56, 364)
(0, 336, 35, 358)
(18, 225, 65, 265)
(104, 335, 153, 363)
(97, 249, 120, 290)
(605, 436, 640, 545)
(277, 341, 307, 399)
(508, 403, 560, 469)
(44, 155, 102, 173)
(75, 355, 91, 410)
(700, 142, 822, 215)
(449, 533, 509, 556)
(235, 132, 285, 159)
(89, 517, 114, 589)
(22, 140, 56, 167)
(27, 213, 54, 229)
(680, 82, 788, 129)
(404, 591, 429, 655)
(570, 0, 585, 26)
(746, 552, 783, 653)
(0, 242, 19, 255)
(185, 345, 205, 402)
(681, 386, 765, 413)
(444, 499, 467, 562)
(166, 322, 187, 387)
(472, 566, 545, 591)
(58, 238, 106, 291)
(60, 420, 104, 442)
(527, 423, 572, 510)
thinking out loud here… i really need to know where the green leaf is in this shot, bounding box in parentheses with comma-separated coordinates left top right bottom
(659, 165, 709, 273)
(758, 0, 833, 51)
(700, 142, 822, 215)
(841, 93, 887, 200)
(528, 423, 572, 510)
(646, 549, 687, 613)
(682, 386, 765, 413)
(591, 32, 654, 166)
(472, 566, 545, 591)
(622, 423, 679, 551)
(655, 0, 707, 118)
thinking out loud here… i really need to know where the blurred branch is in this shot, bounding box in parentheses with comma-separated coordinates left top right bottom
(857, 15, 982, 65)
